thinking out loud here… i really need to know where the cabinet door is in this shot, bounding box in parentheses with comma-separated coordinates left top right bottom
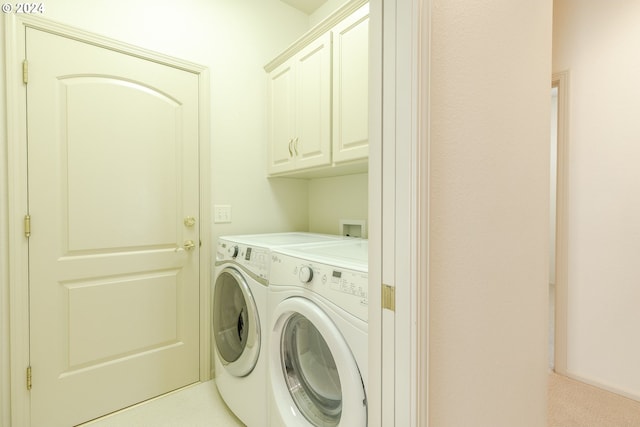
(268, 61, 296, 174)
(294, 32, 332, 170)
(332, 4, 369, 163)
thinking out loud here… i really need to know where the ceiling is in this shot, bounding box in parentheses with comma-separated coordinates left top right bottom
(280, 0, 328, 14)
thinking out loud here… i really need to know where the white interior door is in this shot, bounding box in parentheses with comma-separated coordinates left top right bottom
(26, 27, 201, 427)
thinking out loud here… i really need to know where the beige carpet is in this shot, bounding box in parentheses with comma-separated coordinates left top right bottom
(549, 373, 640, 427)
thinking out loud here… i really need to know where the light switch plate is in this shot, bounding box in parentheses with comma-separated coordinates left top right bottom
(214, 205, 232, 223)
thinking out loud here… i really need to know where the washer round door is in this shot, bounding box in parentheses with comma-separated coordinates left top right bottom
(270, 297, 366, 427)
(212, 267, 260, 377)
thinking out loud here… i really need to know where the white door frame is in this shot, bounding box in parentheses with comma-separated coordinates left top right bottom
(3, 14, 210, 427)
(369, 0, 429, 425)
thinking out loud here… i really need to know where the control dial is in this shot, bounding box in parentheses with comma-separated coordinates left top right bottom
(299, 266, 313, 284)
(228, 245, 239, 258)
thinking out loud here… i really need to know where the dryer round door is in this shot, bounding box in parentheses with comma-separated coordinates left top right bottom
(270, 297, 366, 427)
(213, 267, 260, 377)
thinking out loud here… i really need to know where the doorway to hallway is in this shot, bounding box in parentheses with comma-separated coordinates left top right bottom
(550, 71, 569, 375)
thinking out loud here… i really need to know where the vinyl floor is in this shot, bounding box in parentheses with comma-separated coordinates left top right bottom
(80, 380, 245, 427)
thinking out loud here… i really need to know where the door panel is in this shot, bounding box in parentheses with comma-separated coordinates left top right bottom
(295, 33, 331, 169)
(332, 5, 369, 163)
(268, 63, 296, 174)
(66, 270, 180, 368)
(63, 77, 181, 252)
(27, 28, 200, 427)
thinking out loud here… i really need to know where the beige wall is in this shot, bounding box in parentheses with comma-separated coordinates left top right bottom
(553, 0, 640, 399)
(308, 173, 368, 235)
(428, 1, 552, 425)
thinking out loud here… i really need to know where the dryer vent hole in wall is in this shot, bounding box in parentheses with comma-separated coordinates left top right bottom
(340, 219, 366, 238)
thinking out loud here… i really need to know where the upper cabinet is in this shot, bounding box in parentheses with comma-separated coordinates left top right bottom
(265, 1, 369, 178)
(267, 33, 332, 175)
(331, 5, 369, 164)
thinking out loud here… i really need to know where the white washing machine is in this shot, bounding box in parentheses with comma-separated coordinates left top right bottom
(212, 233, 346, 427)
(268, 239, 368, 427)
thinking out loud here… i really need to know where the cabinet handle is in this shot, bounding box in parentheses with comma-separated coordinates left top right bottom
(288, 139, 293, 157)
(294, 137, 299, 156)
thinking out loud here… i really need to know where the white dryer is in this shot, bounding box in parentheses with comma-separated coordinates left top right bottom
(268, 239, 368, 427)
(212, 233, 346, 427)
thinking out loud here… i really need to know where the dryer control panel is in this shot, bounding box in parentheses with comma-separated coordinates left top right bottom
(270, 253, 368, 322)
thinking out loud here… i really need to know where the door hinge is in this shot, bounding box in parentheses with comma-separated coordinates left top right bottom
(22, 60, 28, 84)
(26, 366, 32, 390)
(24, 214, 31, 238)
(382, 283, 395, 312)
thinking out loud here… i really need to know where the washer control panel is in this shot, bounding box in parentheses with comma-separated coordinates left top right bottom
(271, 252, 368, 322)
(217, 239, 270, 281)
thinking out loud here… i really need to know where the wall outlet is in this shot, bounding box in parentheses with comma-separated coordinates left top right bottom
(339, 219, 366, 238)
(214, 205, 232, 223)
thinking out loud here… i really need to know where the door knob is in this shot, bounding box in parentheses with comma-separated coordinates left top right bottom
(183, 240, 196, 251)
(184, 216, 196, 227)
